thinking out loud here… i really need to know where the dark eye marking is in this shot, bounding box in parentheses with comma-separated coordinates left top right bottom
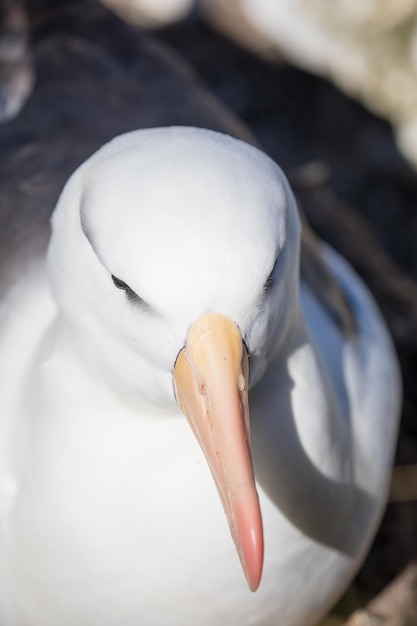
(263, 256, 279, 293)
(264, 271, 274, 292)
(111, 274, 141, 302)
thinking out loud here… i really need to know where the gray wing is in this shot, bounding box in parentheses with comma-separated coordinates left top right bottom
(299, 205, 357, 337)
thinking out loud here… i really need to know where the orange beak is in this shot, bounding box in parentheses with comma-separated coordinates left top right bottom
(173, 313, 264, 591)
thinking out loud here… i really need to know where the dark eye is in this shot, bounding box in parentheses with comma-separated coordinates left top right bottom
(111, 275, 139, 301)
(264, 272, 274, 292)
(263, 257, 279, 293)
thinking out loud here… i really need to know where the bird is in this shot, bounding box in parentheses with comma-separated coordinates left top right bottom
(0, 1, 401, 625)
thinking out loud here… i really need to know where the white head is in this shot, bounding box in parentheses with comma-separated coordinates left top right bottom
(48, 126, 300, 404)
(47, 127, 301, 588)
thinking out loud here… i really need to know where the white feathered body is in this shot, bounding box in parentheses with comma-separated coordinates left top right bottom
(0, 129, 400, 626)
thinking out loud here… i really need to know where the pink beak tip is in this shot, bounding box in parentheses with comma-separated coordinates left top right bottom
(234, 505, 264, 592)
(244, 548, 263, 592)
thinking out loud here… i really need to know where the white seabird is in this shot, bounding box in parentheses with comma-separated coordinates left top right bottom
(0, 125, 401, 625)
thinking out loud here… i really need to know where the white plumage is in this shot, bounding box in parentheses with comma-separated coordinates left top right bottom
(0, 127, 400, 625)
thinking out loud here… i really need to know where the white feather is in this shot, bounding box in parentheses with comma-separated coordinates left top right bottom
(0, 127, 400, 625)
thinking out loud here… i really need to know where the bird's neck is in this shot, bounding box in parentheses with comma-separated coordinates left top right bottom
(250, 310, 366, 555)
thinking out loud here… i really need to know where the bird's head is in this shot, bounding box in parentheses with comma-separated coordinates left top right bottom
(47, 127, 301, 591)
